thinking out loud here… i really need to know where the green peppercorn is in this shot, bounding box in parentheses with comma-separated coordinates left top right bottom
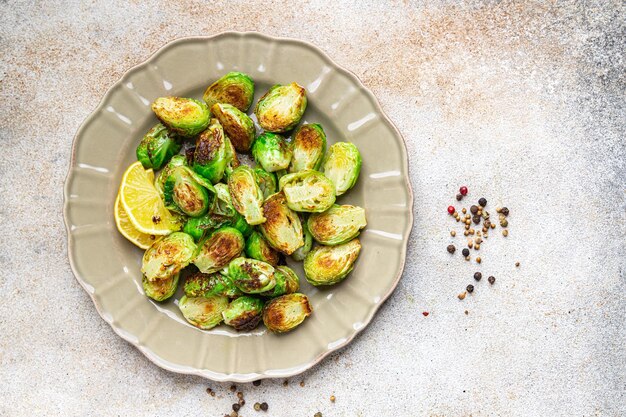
(254, 403, 261, 411)
(474, 272, 482, 281)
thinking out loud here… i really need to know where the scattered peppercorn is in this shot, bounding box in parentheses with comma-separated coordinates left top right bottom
(233, 404, 241, 412)
(450, 230, 456, 237)
(239, 399, 245, 406)
(422, 311, 429, 317)
(314, 413, 323, 417)
(456, 193, 463, 201)
(462, 248, 470, 257)
(253, 379, 261, 386)
(470, 205, 479, 214)
(464, 310, 469, 315)
(515, 262, 520, 267)
(230, 385, 237, 392)
(460, 186, 468, 195)
(474, 272, 482, 281)
(468, 241, 473, 249)
(447, 205, 456, 215)
(465, 256, 470, 261)
(447, 244, 456, 254)
(237, 392, 244, 399)
(458, 292, 467, 300)
(501, 207, 509, 216)
(472, 215, 481, 224)
(330, 395, 336, 403)
(254, 403, 261, 411)
(300, 380, 305, 387)
(466, 284, 474, 293)
(502, 230, 508, 237)
(230, 412, 238, 417)
(488, 276, 495, 284)
(490, 223, 496, 229)
(260, 402, 268, 411)
(500, 219, 508, 227)
(478, 197, 487, 207)
(476, 257, 481, 263)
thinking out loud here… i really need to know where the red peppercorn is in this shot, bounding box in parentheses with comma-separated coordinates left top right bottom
(447, 206, 456, 215)
(459, 186, 468, 195)
(422, 311, 429, 317)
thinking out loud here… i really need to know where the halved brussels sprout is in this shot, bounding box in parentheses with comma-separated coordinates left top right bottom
(228, 166, 266, 225)
(278, 170, 336, 213)
(224, 135, 240, 177)
(193, 119, 228, 184)
(151, 97, 210, 137)
(222, 296, 264, 331)
(193, 226, 245, 273)
(155, 154, 187, 198)
(141, 232, 196, 281)
(245, 231, 280, 266)
(263, 293, 312, 333)
(289, 124, 326, 172)
(183, 209, 253, 242)
(291, 217, 313, 261)
(211, 103, 255, 153)
(213, 183, 237, 218)
(230, 212, 254, 237)
(258, 192, 304, 255)
(178, 295, 229, 330)
(143, 273, 179, 302)
(163, 166, 211, 217)
(254, 168, 277, 200)
(227, 257, 276, 294)
(308, 205, 367, 245)
(136, 123, 181, 170)
(254, 82, 307, 133)
(251, 132, 292, 173)
(323, 142, 362, 196)
(261, 265, 300, 297)
(203, 72, 255, 112)
(304, 238, 361, 286)
(184, 271, 242, 298)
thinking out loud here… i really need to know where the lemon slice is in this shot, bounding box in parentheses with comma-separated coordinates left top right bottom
(114, 193, 158, 249)
(119, 161, 183, 235)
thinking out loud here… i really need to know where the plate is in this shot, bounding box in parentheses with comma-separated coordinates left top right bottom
(63, 32, 413, 382)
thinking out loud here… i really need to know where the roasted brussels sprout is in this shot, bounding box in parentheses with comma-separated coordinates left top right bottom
(224, 135, 240, 177)
(203, 71, 255, 112)
(141, 232, 196, 281)
(245, 231, 280, 266)
(258, 192, 304, 255)
(278, 170, 336, 213)
(213, 183, 237, 218)
(183, 208, 252, 242)
(193, 226, 245, 273)
(228, 166, 266, 225)
(289, 124, 326, 172)
(261, 265, 300, 297)
(323, 142, 362, 196)
(151, 97, 210, 137)
(136, 123, 181, 170)
(263, 293, 312, 333)
(193, 119, 229, 184)
(143, 273, 179, 302)
(178, 295, 229, 330)
(304, 238, 361, 286)
(251, 132, 292, 173)
(184, 271, 242, 298)
(222, 296, 264, 331)
(211, 103, 255, 153)
(308, 205, 367, 245)
(155, 154, 187, 198)
(291, 218, 313, 261)
(230, 212, 254, 237)
(254, 82, 307, 133)
(254, 168, 277, 200)
(227, 257, 276, 294)
(163, 166, 212, 217)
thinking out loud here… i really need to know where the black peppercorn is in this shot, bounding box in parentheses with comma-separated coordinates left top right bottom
(474, 272, 482, 281)
(466, 284, 474, 293)
(472, 215, 481, 224)
(478, 197, 487, 207)
(260, 402, 269, 411)
(501, 207, 509, 216)
(447, 244, 456, 254)
(488, 276, 495, 284)
(470, 205, 479, 214)
(462, 248, 470, 257)
(253, 380, 261, 386)
(232, 404, 240, 412)
(456, 193, 463, 201)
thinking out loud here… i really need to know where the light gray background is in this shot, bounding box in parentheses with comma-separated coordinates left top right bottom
(1, 1, 624, 416)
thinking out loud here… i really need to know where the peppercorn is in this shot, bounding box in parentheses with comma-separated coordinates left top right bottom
(475, 244, 480, 250)
(476, 257, 481, 263)
(466, 284, 474, 293)
(253, 379, 261, 386)
(470, 205, 478, 214)
(330, 395, 336, 402)
(472, 215, 481, 224)
(477, 209, 482, 216)
(239, 399, 245, 406)
(447, 244, 456, 254)
(456, 193, 463, 201)
(465, 256, 470, 261)
(463, 230, 469, 236)
(488, 276, 495, 284)
(460, 186, 468, 195)
(458, 292, 466, 300)
(469, 228, 475, 234)
(461, 207, 467, 214)
(501, 207, 509, 216)
(254, 403, 261, 411)
(447, 206, 455, 215)
(233, 404, 241, 412)
(502, 230, 508, 237)
(465, 224, 470, 230)
(230, 412, 238, 417)
(314, 413, 323, 417)
(464, 310, 469, 315)
(462, 248, 470, 257)
(465, 219, 471, 225)
(490, 223, 496, 229)
(478, 197, 487, 207)
(450, 230, 456, 237)
(500, 219, 508, 227)
(283, 380, 288, 386)
(300, 380, 305, 387)
(230, 385, 236, 392)
(515, 262, 520, 267)
(468, 241, 473, 249)
(474, 272, 482, 281)
(260, 402, 268, 411)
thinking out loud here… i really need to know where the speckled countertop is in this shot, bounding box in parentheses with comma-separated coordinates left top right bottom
(1, 1, 624, 416)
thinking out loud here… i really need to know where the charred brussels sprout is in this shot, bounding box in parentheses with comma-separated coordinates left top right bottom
(245, 231, 280, 266)
(184, 271, 242, 298)
(258, 192, 304, 255)
(254, 168, 277, 200)
(228, 166, 266, 225)
(193, 226, 245, 273)
(163, 166, 212, 217)
(254, 82, 307, 133)
(291, 219, 313, 261)
(155, 155, 187, 198)
(263, 293, 312, 333)
(143, 273, 179, 302)
(211, 103, 255, 152)
(223, 135, 240, 177)
(227, 257, 276, 294)
(289, 124, 326, 172)
(193, 119, 229, 184)
(304, 238, 361, 286)
(136, 123, 181, 170)
(203, 72, 255, 112)
(251, 132, 292, 173)
(151, 97, 210, 137)
(178, 295, 229, 330)
(308, 205, 367, 245)
(141, 232, 196, 281)
(262, 265, 300, 297)
(222, 296, 264, 331)
(323, 142, 362, 196)
(278, 170, 336, 213)
(213, 183, 237, 218)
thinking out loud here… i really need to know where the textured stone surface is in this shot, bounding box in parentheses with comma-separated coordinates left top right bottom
(1, 1, 624, 416)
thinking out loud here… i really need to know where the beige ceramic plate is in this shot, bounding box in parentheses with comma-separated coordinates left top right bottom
(64, 32, 413, 382)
